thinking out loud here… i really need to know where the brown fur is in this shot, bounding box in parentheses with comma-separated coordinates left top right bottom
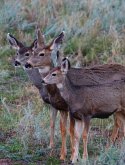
(46, 84, 68, 111)
(68, 64, 125, 86)
(7, 33, 66, 157)
(12, 30, 70, 160)
(44, 62, 125, 163)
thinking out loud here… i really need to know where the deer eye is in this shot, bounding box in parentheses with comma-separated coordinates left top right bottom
(16, 52, 19, 55)
(25, 52, 30, 56)
(39, 53, 45, 56)
(52, 73, 56, 76)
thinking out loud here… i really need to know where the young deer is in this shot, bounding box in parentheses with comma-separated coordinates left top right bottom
(43, 58, 125, 163)
(7, 31, 72, 160)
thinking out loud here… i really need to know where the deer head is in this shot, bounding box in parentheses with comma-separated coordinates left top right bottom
(25, 29, 65, 73)
(7, 33, 36, 66)
(43, 58, 70, 86)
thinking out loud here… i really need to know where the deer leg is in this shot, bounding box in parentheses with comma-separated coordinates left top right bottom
(110, 113, 123, 144)
(69, 115, 75, 161)
(121, 116, 125, 137)
(111, 116, 119, 143)
(118, 122, 124, 141)
(123, 124, 125, 137)
(71, 119, 84, 164)
(60, 111, 68, 160)
(82, 119, 90, 159)
(116, 114, 125, 143)
(49, 106, 58, 148)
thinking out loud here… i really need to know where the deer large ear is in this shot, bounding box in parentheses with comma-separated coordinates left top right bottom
(30, 39, 37, 50)
(49, 31, 65, 50)
(51, 50, 62, 67)
(61, 57, 70, 74)
(7, 33, 24, 50)
(35, 26, 45, 47)
(56, 50, 62, 66)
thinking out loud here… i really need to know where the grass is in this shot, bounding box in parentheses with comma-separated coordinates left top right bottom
(0, 0, 125, 164)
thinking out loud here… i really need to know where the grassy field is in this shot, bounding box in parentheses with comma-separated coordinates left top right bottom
(0, 0, 125, 164)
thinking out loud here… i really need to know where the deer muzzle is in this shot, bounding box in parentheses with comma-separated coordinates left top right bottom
(41, 79, 47, 85)
(15, 60, 21, 66)
(25, 62, 32, 69)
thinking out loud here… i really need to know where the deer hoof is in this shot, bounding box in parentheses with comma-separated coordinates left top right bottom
(69, 158, 78, 164)
(60, 155, 66, 161)
(48, 143, 54, 149)
(60, 150, 67, 161)
(68, 160, 74, 165)
(83, 154, 88, 160)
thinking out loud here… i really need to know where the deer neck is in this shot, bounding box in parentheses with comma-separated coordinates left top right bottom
(38, 61, 54, 79)
(55, 74, 71, 102)
(65, 74, 75, 91)
(57, 83, 63, 89)
(38, 66, 51, 78)
(38, 65, 58, 95)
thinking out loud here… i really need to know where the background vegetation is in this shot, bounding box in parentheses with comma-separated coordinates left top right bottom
(0, 0, 125, 164)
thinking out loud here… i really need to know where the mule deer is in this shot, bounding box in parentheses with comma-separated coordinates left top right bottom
(43, 58, 125, 163)
(7, 31, 72, 160)
(24, 28, 78, 160)
(26, 34, 125, 162)
(25, 33, 125, 145)
(7, 33, 58, 144)
(7, 34, 48, 93)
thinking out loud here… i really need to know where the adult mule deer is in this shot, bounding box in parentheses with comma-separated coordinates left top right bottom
(7, 34, 48, 93)
(24, 28, 77, 161)
(7, 31, 66, 155)
(25, 34, 125, 146)
(7, 31, 72, 160)
(43, 58, 125, 163)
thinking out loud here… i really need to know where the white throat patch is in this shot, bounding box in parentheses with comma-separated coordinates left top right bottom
(38, 66, 50, 74)
(57, 83, 63, 89)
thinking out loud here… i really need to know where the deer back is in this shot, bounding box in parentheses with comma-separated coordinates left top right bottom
(43, 59, 125, 119)
(67, 64, 125, 86)
(64, 73, 125, 120)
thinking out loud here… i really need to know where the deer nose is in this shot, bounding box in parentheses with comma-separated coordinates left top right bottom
(41, 79, 45, 84)
(15, 60, 21, 66)
(41, 79, 47, 85)
(25, 62, 32, 68)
